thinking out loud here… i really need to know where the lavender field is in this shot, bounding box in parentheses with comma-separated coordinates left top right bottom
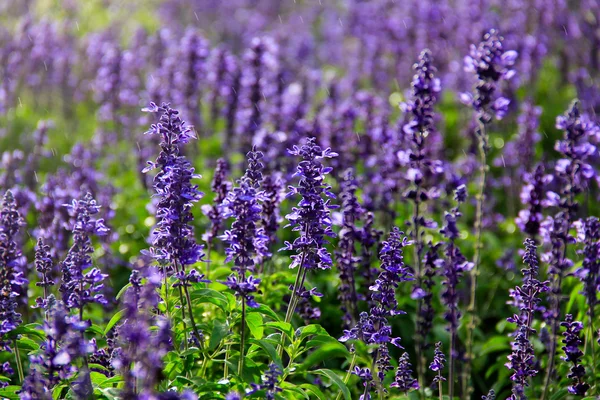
(0, 1, 599, 399)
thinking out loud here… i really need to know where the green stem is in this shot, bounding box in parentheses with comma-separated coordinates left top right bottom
(223, 342, 231, 379)
(13, 339, 23, 383)
(278, 254, 308, 358)
(449, 330, 456, 399)
(177, 286, 189, 351)
(438, 372, 443, 400)
(464, 120, 487, 399)
(238, 298, 246, 376)
(589, 312, 597, 393)
(335, 353, 357, 400)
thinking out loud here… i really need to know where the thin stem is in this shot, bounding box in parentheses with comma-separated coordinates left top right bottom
(335, 353, 358, 400)
(278, 252, 308, 358)
(173, 283, 189, 351)
(464, 120, 487, 399)
(438, 372, 443, 400)
(206, 240, 212, 278)
(238, 298, 246, 376)
(223, 342, 231, 379)
(13, 339, 24, 383)
(413, 188, 426, 400)
(589, 312, 597, 393)
(449, 330, 456, 399)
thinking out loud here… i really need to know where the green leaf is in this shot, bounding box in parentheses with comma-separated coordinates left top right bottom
(300, 339, 350, 370)
(191, 288, 229, 311)
(298, 325, 328, 341)
(209, 320, 229, 351)
(265, 321, 293, 339)
(17, 336, 40, 352)
(478, 335, 510, 356)
(115, 283, 132, 300)
(247, 338, 283, 369)
(312, 369, 351, 400)
(300, 383, 328, 400)
(104, 309, 126, 335)
(246, 312, 264, 339)
(550, 388, 568, 400)
(90, 371, 109, 386)
(248, 304, 281, 321)
(0, 385, 20, 400)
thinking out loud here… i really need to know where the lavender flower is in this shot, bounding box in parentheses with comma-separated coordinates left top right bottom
(560, 315, 589, 396)
(220, 148, 269, 306)
(335, 169, 364, 327)
(26, 299, 93, 389)
(113, 270, 173, 398)
(516, 164, 551, 239)
(462, 28, 517, 124)
(438, 185, 470, 398)
(352, 367, 374, 400)
(430, 342, 446, 385)
(575, 217, 600, 324)
(341, 228, 412, 395)
(201, 158, 232, 254)
(541, 101, 597, 397)
(390, 352, 419, 393)
(34, 238, 55, 311)
(249, 363, 282, 400)
(282, 137, 337, 322)
(143, 102, 205, 271)
(0, 191, 27, 348)
(482, 389, 496, 400)
(260, 172, 284, 255)
(60, 192, 109, 313)
(506, 239, 548, 399)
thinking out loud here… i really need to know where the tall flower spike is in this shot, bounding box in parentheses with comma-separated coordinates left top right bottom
(541, 100, 597, 400)
(143, 102, 204, 271)
(430, 341, 446, 386)
(560, 315, 589, 396)
(341, 228, 412, 396)
(462, 28, 517, 124)
(390, 352, 419, 393)
(60, 192, 109, 312)
(282, 137, 337, 323)
(335, 168, 364, 328)
(249, 363, 283, 400)
(220, 147, 269, 307)
(0, 191, 26, 350)
(143, 102, 206, 349)
(34, 238, 55, 311)
(201, 158, 232, 257)
(575, 217, 600, 325)
(506, 239, 548, 399)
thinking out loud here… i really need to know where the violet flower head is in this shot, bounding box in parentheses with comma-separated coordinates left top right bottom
(390, 352, 419, 393)
(0, 190, 26, 343)
(462, 28, 517, 123)
(27, 299, 93, 387)
(34, 238, 55, 309)
(352, 367, 374, 400)
(220, 148, 269, 307)
(335, 168, 364, 327)
(553, 100, 598, 213)
(260, 172, 284, 248)
(401, 48, 441, 137)
(560, 315, 589, 396)
(506, 239, 548, 400)
(482, 389, 496, 400)
(370, 227, 413, 316)
(143, 102, 205, 271)
(60, 192, 109, 311)
(201, 158, 232, 246)
(575, 217, 600, 320)
(516, 164, 551, 239)
(283, 137, 338, 271)
(249, 363, 282, 400)
(430, 342, 446, 383)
